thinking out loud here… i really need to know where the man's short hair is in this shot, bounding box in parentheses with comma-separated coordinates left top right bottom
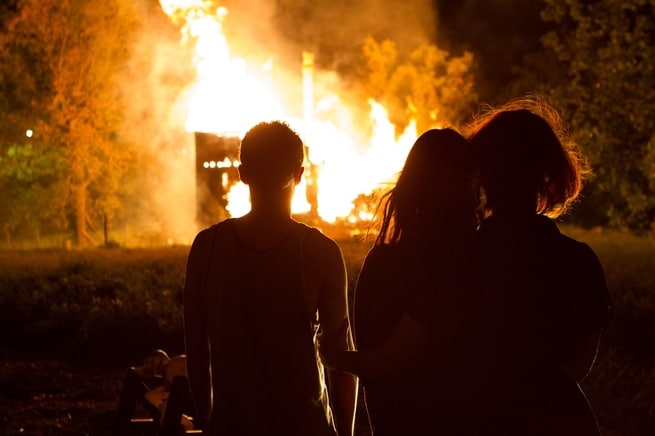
(239, 121, 304, 189)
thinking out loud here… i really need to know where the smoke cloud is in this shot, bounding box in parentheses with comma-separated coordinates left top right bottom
(225, 0, 438, 70)
(118, 1, 197, 246)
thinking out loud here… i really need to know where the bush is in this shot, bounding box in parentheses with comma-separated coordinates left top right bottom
(0, 247, 189, 356)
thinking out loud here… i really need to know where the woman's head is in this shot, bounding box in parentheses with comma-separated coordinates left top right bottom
(468, 98, 588, 218)
(376, 128, 477, 246)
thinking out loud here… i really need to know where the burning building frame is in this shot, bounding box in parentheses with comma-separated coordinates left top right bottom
(163, 2, 418, 233)
(193, 132, 240, 229)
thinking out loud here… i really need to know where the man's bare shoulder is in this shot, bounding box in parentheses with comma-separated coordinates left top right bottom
(191, 226, 213, 247)
(190, 221, 231, 250)
(186, 222, 231, 272)
(302, 226, 343, 259)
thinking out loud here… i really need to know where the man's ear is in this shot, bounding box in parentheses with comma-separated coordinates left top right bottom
(238, 165, 250, 184)
(293, 166, 305, 185)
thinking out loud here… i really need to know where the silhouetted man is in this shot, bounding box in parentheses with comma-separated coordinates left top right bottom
(183, 121, 357, 435)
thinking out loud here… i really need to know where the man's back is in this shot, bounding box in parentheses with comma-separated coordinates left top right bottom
(184, 121, 356, 436)
(191, 219, 335, 436)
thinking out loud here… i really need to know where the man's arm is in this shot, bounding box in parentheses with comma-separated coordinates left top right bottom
(320, 311, 426, 378)
(183, 229, 213, 429)
(325, 333, 358, 436)
(314, 235, 358, 436)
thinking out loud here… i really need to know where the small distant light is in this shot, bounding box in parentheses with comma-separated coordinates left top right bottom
(203, 161, 210, 168)
(26, 129, 33, 138)
(209, 161, 216, 168)
(217, 157, 232, 168)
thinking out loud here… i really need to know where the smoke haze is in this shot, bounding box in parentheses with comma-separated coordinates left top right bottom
(118, 0, 197, 246)
(225, 0, 438, 70)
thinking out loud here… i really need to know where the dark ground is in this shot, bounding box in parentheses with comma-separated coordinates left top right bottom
(0, 348, 124, 435)
(0, 343, 647, 436)
(0, 347, 372, 436)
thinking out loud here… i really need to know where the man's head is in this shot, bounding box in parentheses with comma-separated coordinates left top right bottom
(239, 121, 305, 191)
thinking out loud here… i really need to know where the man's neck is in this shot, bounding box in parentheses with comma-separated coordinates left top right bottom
(233, 187, 297, 250)
(248, 187, 294, 220)
(235, 210, 297, 250)
(246, 207, 293, 226)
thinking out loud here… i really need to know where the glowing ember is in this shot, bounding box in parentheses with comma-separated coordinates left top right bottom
(160, 1, 418, 224)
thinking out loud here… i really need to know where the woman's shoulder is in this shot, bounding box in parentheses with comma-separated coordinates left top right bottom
(356, 244, 412, 286)
(551, 231, 603, 270)
(362, 243, 411, 267)
(550, 232, 613, 326)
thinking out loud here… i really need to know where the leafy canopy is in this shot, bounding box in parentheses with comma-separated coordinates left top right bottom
(521, 0, 655, 230)
(0, 0, 141, 245)
(354, 36, 477, 134)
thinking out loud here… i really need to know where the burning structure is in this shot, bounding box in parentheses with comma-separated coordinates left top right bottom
(161, 1, 419, 232)
(194, 133, 240, 228)
(193, 50, 324, 229)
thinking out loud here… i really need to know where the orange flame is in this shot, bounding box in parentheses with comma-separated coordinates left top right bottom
(160, 1, 417, 223)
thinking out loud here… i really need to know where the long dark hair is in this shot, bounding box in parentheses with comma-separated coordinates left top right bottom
(375, 128, 477, 247)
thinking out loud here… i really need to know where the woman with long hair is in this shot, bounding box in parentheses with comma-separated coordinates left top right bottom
(320, 128, 479, 435)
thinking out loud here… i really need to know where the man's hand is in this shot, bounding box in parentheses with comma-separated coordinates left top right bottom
(318, 319, 349, 370)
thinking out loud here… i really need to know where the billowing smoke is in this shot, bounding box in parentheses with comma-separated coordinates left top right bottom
(225, 0, 438, 72)
(118, 1, 197, 246)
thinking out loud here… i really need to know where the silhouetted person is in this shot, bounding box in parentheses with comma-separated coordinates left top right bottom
(466, 98, 613, 435)
(183, 121, 357, 436)
(319, 129, 479, 435)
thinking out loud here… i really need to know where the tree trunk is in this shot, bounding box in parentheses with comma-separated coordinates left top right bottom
(5, 229, 12, 248)
(74, 184, 88, 247)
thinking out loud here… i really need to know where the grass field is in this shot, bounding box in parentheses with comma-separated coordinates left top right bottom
(0, 226, 653, 435)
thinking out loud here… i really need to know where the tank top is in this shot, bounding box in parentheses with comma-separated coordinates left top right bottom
(202, 219, 335, 436)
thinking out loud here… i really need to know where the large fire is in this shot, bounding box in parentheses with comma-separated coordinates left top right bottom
(160, 1, 418, 225)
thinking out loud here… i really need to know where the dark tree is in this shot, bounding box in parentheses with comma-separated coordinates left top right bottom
(516, 0, 655, 230)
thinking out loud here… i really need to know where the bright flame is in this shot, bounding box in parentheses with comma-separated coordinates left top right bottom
(160, 1, 418, 224)
(305, 100, 416, 222)
(161, 1, 283, 135)
(225, 181, 249, 218)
